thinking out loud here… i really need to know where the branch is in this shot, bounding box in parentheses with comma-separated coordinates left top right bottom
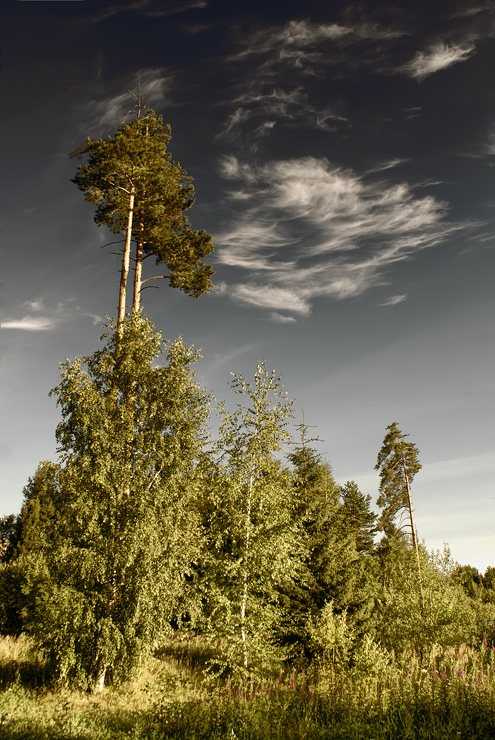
(140, 275, 169, 285)
(100, 239, 126, 250)
(101, 176, 133, 195)
(148, 467, 164, 491)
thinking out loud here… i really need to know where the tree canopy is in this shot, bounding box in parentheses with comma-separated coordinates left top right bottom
(72, 108, 215, 333)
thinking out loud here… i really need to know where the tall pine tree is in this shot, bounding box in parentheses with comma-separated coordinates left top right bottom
(72, 107, 214, 337)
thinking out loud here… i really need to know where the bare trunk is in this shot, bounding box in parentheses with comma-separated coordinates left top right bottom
(132, 237, 144, 313)
(403, 460, 425, 614)
(131, 121, 148, 316)
(117, 187, 135, 340)
(240, 473, 254, 669)
(94, 665, 107, 693)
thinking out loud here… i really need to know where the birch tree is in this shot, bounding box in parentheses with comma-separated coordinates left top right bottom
(202, 363, 295, 673)
(22, 315, 209, 691)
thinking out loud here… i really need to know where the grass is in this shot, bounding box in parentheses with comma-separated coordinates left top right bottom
(1, 634, 494, 739)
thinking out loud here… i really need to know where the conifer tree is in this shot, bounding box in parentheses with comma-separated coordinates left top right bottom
(21, 315, 209, 691)
(71, 107, 214, 337)
(281, 438, 340, 661)
(375, 422, 425, 613)
(282, 437, 378, 662)
(339, 481, 377, 556)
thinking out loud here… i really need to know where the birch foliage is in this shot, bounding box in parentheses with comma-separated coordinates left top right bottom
(202, 363, 296, 673)
(22, 315, 209, 690)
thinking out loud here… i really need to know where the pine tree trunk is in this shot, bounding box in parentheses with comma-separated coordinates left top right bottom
(117, 187, 135, 340)
(132, 236, 144, 313)
(403, 460, 425, 613)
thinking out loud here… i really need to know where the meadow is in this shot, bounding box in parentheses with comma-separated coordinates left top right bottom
(1, 633, 494, 740)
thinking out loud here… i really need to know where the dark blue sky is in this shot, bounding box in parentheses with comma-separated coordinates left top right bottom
(1, 0, 494, 570)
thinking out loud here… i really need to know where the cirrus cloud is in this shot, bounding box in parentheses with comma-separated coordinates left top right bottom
(215, 156, 458, 318)
(401, 41, 475, 79)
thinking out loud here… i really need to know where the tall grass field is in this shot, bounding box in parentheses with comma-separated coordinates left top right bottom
(1, 634, 494, 739)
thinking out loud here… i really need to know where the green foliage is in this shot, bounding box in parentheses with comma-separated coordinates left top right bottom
(306, 601, 354, 665)
(452, 564, 484, 599)
(18, 314, 209, 690)
(72, 109, 214, 299)
(339, 480, 377, 556)
(375, 421, 421, 540)
(372, 542, 489, 653)
(280, 445, 379, 662)
(0, 515, 20, 563)
(201, 362, 296, 674)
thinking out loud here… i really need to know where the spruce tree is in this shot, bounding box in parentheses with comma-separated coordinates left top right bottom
(282, 439, 340, 662)
(339, 481, 377, 556)
(21, 315, 209, 691)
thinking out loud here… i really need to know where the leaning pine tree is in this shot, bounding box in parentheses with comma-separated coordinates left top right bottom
(23, 315, 209, 691)
(375, 422, 425, 613)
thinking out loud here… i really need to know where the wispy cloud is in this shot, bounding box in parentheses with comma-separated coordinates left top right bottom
(221, 18, 404, 144)
(233, 19, 402, 64)
(24, 297, 45, 312)
(215, 156, 457, 318)
(91, 0, 207, 23)
(418, 452, 495, 484)
(270, 312, 297, 324)
(365, 158, 409, 175)
(380, 294, 407, 306)
(220, 87, 346, 143)
(2, 316, 59, 332)
(2, 299, 102, 332)
(401, 41, 475, 79)
(231, 284, 311, 315)
(201, 341, 260, 377)
(79, 68, 171, 136)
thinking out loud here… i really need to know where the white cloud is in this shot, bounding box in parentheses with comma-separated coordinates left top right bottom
(231, 284, 311, 315)
(219, 87, 346, 142)
(81, 69, 171, 135)
(24, 297, 45, 312)
(270, 312, 297, 324)
(2, 299, 102, 332)
(92, 0, 207, 23)
(221, 18, 402, 143)
(203, 342, 259, 375)
(2, 316, 59, 332)
(380, 294, 407, 306)
(82, 312, 103, 326)
(402, 41, 475, 80)
(418, 452, 495, 484)
(234, 19, 402, 63)
(365, 158, 409, 174)
(216, 156, 457, 316)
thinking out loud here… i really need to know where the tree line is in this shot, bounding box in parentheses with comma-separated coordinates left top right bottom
(1, 104, 493, 692)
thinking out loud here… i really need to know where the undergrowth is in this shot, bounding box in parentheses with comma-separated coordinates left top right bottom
(1, 634, 494, 739)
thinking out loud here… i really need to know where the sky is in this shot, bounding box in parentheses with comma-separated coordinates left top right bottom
(0, 0, 494, 572)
